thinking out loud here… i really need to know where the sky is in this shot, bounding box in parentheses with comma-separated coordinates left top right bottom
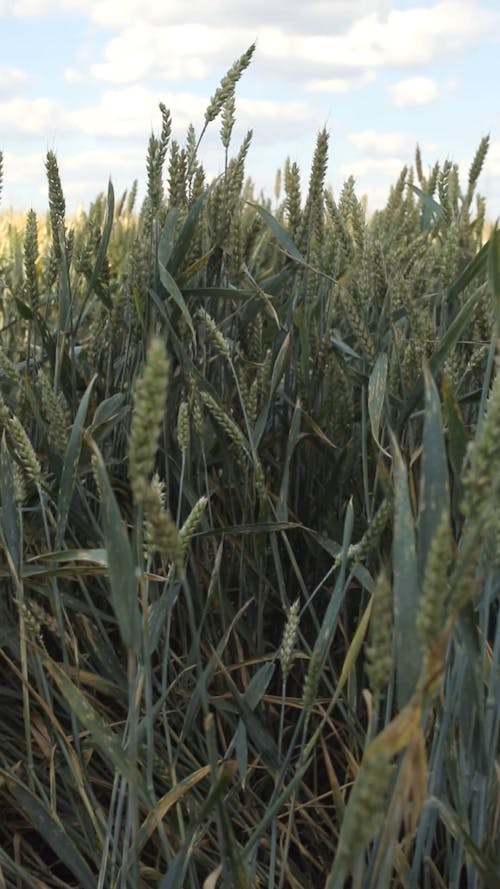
(1, 0, 499, 220)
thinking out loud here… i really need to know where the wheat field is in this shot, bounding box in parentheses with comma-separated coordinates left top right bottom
(0, 46, 498, 889)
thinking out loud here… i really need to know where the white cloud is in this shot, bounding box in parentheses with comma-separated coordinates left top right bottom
(68, 86, 165, 137)
(389, 76, 440, 107)
(306, 71, 376, 94)
(339, 156, 409, 180)
(485, 139, 500, 177)
(360, 184, 399, 213)
(349, 129, 414, 155)
(257, 3, 497, 71)
(89, 23, 237, 84)
(64, 66, 83, 84)
(86, 0, 391, 32)
(0, 65, 28, 94)
(65, 86, 311, 141)
(1, 0, 389, 29)
(306, 78, 354, 95)
(237, 97, 310, 122)
(12, 1, 489, 87)
(1, 150, 43, 184)
(61, 147, 144, 174)
(2, 146, 142, 186)
(474, 139, 500, 219)
(0, 96, 70, 137)
(0, 83, 313, 148)
(2, 0, 84, 14)
(51, 157, 142, 207)
(0, 147, 143, 212)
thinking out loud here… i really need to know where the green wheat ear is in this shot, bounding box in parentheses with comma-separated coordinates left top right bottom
(179, 496, 208, 548)
(461, 355, 500, 531)
(220, 92, 236, 150)
(464, 134, 489, 208)
(417, 508, 452, 651)
(302, 647, 322, 716)
(334, 747, 393, 867)
(45, 150, 66, 259)
(0, 349, 21, 383)
(128, 337, 169, 506)
(284, 158, 302, 237)
(177, 400, 190, 454)
(204, 43, 255, 125)
(24, 209, 39, 309)
(197, 308, 231, 360)
(279, 599, 300, 679)
(366, 570, 393, 701)
(0, 395, 42, 487)
(37, 369, 69, 455)
(142, 479, 183, 572)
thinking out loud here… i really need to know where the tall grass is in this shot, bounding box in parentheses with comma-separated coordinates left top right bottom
(0, 48, 499, 888)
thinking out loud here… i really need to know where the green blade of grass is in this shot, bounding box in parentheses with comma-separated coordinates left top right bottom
(309, 500, 355, 676)
(158, 206, 181, 269)
(56, 223, 72, 334)
(368, 352, 389, 454)
(167, 187, 210, 276)
(304, 594, 375, 771)
(227, 663, 277, 781)
(442, 375, 467, 498)
(194, 521, 301, 539)
(390, 430, 421, 707)
(4, 776, 96, 889)
(235, 720, 248, 789)
(253, 331, 291, 448)
(429, 797, 500, 889)
(242, 762, 311, 860)
(243, 662, 275, 709)
(399, 238, 493, 427)
(43, 657, 142, 790)
(159, 763, 237, 889)
(276, 400, 302, 521)
(248, 202, 304, 263)
(417, 363, 449, 583)
(488, 222, 500, 334)
(90, 392, 127, 429)
(411, 185, 444, 228)
(56, 375, 97, 549)
(158, 261, 195, 342)
(90, 440, 141, 653)
(217, 678, 280, 774)
(183, 286, 256, 301)
(137, 764, 212, 850)
(27, 548, 108, 566)
(159, 849, 191, 889)
(0, 434, 21, 575)
(447, 227, 493, 303)
(80, 179, 114, 312)
(217, 802, 251, 889)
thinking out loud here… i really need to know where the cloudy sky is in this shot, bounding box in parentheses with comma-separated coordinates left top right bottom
(1, 0, 499, 219)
